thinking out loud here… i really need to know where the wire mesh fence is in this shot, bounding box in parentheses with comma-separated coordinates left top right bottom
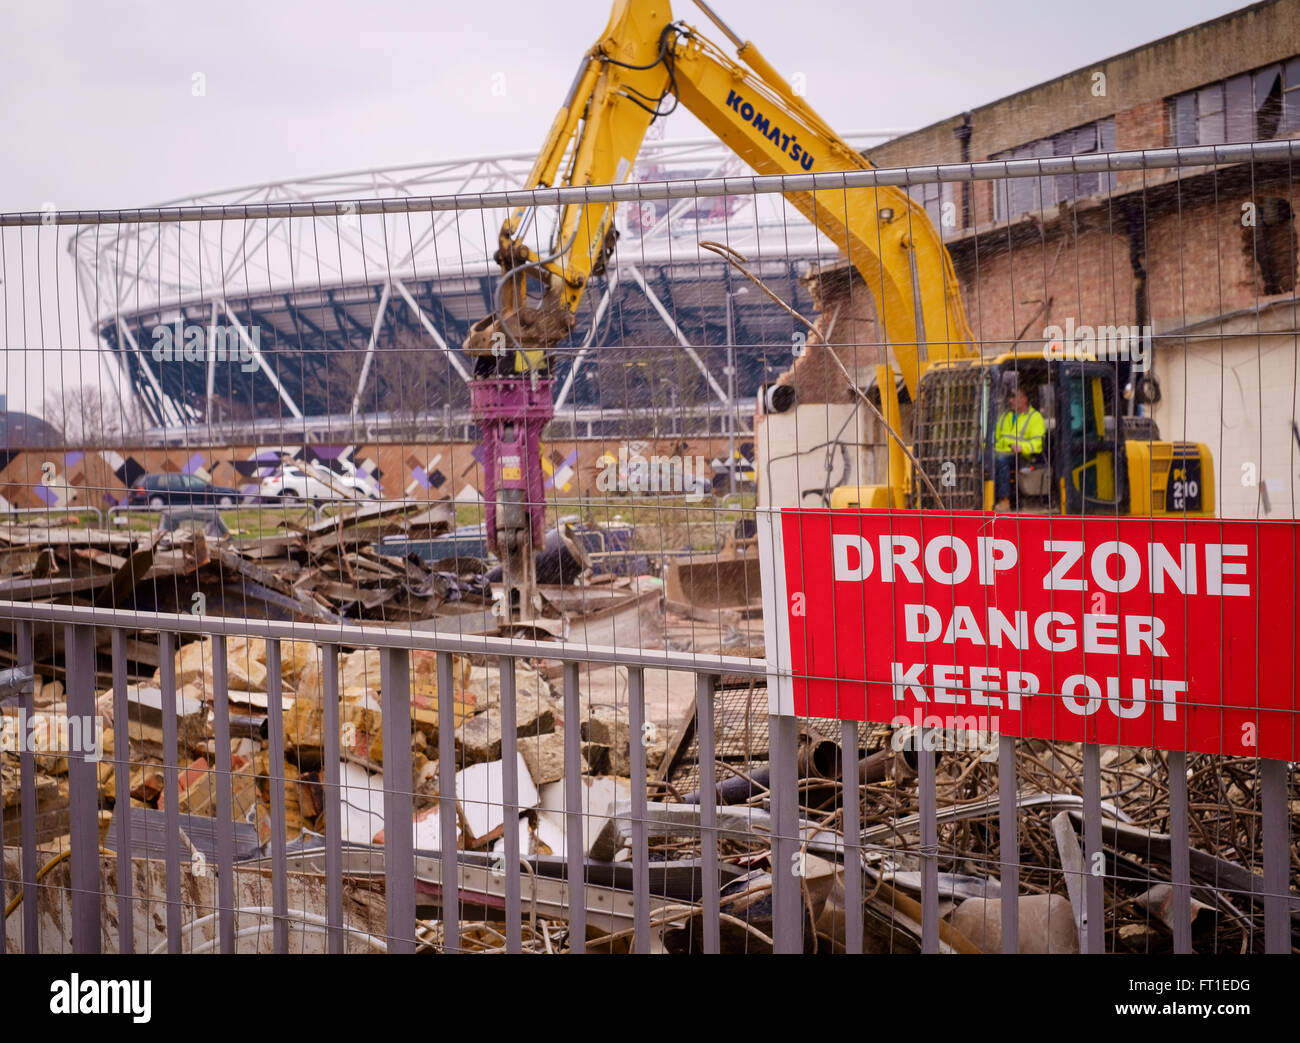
(0, 142, 1296, 953)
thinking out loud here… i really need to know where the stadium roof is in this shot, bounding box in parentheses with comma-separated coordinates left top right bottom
(68, 132, 902, 431)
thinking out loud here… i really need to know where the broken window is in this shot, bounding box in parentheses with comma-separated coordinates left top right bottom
(1254, 66, 1283, 139)
(1168, 56, 1300, 145)
(1005, 140, 1056, 221)
(993, 120, 1115, 223)
(1171, 91, 1197, 147)
(1249, 197, 1297, 295)
(1225, 74, 1253, 141)
(907, 180, 955, 236)
(1054, 118, 1117, 204)
(1284, 57, 1300, 134)
(1197, 83, 1226, 144)
(993, 141, 1049, 223)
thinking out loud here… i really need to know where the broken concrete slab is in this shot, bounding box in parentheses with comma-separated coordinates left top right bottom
(286, 689, 383, 762)
(454, 701, 556, 765)
(581, 742, 611, 775)
(949, 894, 1080, 954)
(582, 704, 632, 776)
(286, 660, 475, 767)
(490, 815, 535, 858)
(460, 657, 550, 710)
(175, 752, 258, 820)
(123, 683, 204, 724)
(536, 776, 631, 861)
(224, 689, 294, 716)
(411, 805, 453, 851)
(173, 636, 268, 692)
(105, 683, 207, 760)
(533, 807, 565, 857)
(1134, 882, 1213, 932)
(575, 666, 696, 753)
(455, 754, 539, 847)
(518, 729, 566, 785)
(373, 802, 462, 852)
(339, 760, 386, 845)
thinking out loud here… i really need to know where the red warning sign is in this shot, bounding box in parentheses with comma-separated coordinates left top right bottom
(758, 510, 1299, 759)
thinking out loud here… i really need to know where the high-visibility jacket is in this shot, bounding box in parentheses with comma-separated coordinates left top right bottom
(994, 407, 1045, 455)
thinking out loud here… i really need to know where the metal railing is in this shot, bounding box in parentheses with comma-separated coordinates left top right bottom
(0, 598, 1293, 953)
(3, 140, 1297, 228)
(102, 502, 334, 527)
(0, 601, 788, 953)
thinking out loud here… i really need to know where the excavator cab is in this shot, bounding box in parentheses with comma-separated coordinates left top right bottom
(907, 353, 1209, 516)
(987, 369, 1052, 508)
(1051, 362, 1129, 513)
(978, 359, 1129, 513)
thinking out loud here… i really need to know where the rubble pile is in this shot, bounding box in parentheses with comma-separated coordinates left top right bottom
(10, 622, 1286, 954)
(0, 501, 465, 631)
(655, 729, 1299, 954)
(1, 510, 1295, 954)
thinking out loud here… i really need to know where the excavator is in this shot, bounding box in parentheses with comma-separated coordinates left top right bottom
(464, 0, 1215, 623)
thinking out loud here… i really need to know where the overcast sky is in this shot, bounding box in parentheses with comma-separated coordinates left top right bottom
(0, 0, 1254, 413)
(3, 0, 1253, 211)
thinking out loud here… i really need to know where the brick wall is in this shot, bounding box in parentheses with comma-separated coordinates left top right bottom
(865, 0, 1300, 235)
(1147, 184, 1297, 327)
(949, 224, 1136, 346)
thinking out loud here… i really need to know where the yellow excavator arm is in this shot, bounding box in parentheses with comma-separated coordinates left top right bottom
(464, 0, 978, 397)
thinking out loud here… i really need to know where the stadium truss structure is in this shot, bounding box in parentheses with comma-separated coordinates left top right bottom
(69, 132, 901, 443)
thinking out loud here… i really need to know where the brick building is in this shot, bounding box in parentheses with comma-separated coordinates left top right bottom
(767, 0, 1300, 518)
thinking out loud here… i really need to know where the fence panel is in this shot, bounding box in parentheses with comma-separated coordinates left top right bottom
(0, 143, 1296, 954)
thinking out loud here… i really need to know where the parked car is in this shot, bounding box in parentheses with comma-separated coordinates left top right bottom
(259, 464, 379, 503)
(126, 473, 241, 509)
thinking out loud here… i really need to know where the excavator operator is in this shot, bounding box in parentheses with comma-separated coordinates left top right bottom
(993, 386, 1046, 510)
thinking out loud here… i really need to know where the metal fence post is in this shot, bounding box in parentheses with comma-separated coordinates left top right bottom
(380, 646, 415, 953)
(110, 627, 133, 952)
(65, 622, 100, 954)
(211, 635, 235, 955)
(1167, 749, 1192, 954)
(696, 673, 719, 954)
(322, 644, 343, 953)
(499, 655, 521, 953)
(563, 661, 585, 952)
(436, 651, 460, 952)
(264, 639, 289, 953)
(840, 719, 862, 954)
(1082, 742, 1105, 954)
(1261, 758, 1290, 954)
(628, 667, 650, 954)
(917, 745, 939, 954)
(158, 631, 182, 953)
(17, 620, 38, 952)
(998, 734, 1019, 953)
(769, 712, 801, 953)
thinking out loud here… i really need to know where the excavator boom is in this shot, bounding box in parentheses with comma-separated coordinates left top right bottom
(467, 0, 978, 622)
(469, 0, 976, 389)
